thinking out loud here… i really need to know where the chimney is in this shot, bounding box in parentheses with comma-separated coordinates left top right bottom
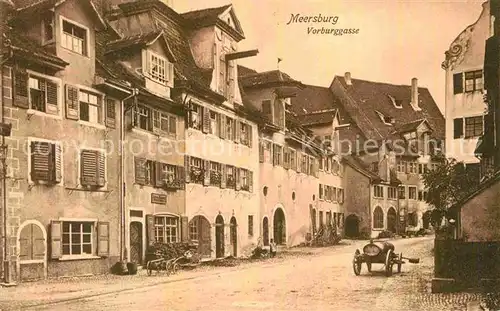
(411, 77, 418, 108)
(345, 72, 352, 85)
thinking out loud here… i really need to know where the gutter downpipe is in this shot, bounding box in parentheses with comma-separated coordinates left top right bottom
(119, 88, 137, 264)
(1, 53, 13, 285)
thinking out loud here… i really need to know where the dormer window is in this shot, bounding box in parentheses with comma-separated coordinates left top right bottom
(387, 94, 402, 109)
(375, 110, 394, 125)
(145, 50, 173, 87)
(61, 18, 88, 56)
(150, 53, 167, 84)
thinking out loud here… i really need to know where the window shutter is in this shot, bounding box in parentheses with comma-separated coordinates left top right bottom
(202, 106, 210, 133)
(247, 124, 253, 147)
(272, 144, 277, 166)
(80, 150, 98, 186)
(180, 216, 189, 242)
(105, 98, 116, 128)
(405, 162, 410, 174)
(184, 156, 190, 183)
(235, 168, 241, 190)
(50, 220, 62, 259)
(259, 141, 264, 163)
(228, 60, 235, 101)
(46, 80, 58, 115)
(97, 222, 110, 257)
(146, 214, 155, 246)
(453, 118, 463, 138)
(167, 62, 174, 88)
(203, 160, 210, 186)
(134, 157, 147, 185)
(30, 141, 51, 182)
(453, 73, 463, 94)
(234, 120, 240, 143)
(296, 152, 302, 173)
(262, 100, 271, 115)
(319, 156, 323, 171)
(154, 162, 165, 188)
(13, 68, 29, 108)
(176, 165, 185, 188)
(220, 164, 226, 188)
(219, 114, 225, 139)
(319, 184, 323, 199)
(53, 143, 62, 183)
(97, 151, 106, 187)
(65, 85, 79, 120)
(248, 170, 253, 192)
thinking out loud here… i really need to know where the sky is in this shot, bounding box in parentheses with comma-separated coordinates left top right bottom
(174, 0, 487, 114)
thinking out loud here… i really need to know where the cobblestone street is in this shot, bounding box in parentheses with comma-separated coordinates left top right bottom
(0, 235, 486, 311)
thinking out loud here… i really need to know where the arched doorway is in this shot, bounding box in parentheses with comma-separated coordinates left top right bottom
(230, 217, 237, 257)
(273, 208, 286, 245)
(17, 221, 46, 281)
(129, 222, 143, 265)
(262, 217, 269, 246)
(387, 207, 397, 233)
(189, 216, 211, 258)
(215, 215, 225, 258)
(345, 214, 360, 238)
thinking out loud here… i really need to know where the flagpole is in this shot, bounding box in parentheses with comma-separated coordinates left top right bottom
(277, 57, 282, 71)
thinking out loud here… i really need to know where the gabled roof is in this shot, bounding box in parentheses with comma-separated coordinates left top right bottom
(450, 169, 500, 212)
(330, 75, 445, 141)
(392, 118, 433, 135)
(105, 1, 216, 96)
(290, 84, 352, 127)
(342, 155, 382, 182)
(105, 30, 176, 62)
(181, 4, 244, 40)
(181, 4, 231, 24)
(14, 0, 106, 30)
(239, 69, 303, 89)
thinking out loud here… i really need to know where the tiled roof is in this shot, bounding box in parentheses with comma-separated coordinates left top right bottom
(342, 155, 381, 182)
(7, 30, 68, 68)
(393, 119, 430, 134)
(237, 65, 257, 76)
(180, 4, 231, 25)
(290, 84, 352, 126)
(239, 69, 303, 89)
(331, 76, 445, 141)
(105, 31, 163, 54)
(297, 111, 336, 126)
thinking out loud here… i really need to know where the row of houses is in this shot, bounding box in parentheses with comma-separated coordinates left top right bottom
(0, 0, 445, 282)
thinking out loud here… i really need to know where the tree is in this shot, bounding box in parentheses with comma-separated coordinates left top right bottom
(421, 155, 479, 228)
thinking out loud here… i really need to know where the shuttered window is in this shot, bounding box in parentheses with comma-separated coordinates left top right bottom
(105, 98, 116, 128)
(453, 73, 463, 94)
(28, 76, 58, 114)
(80, 149, 106, 187)
(30, 141, 62, 183)
(453, 118, 463, 138)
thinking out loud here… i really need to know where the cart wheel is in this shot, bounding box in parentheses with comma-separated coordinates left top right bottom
(366, 262, 372, 272)
(385, 249, 393, 277)
(397, 253, 403, 273)
(146, 261, 153, 276)
(172, 263, 179, 274)
(353, 250, 362, 276)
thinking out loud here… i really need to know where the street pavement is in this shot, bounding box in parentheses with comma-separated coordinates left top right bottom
(1, 236, 484, 311)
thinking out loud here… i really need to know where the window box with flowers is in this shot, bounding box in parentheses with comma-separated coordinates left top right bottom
(210, 170, 222, 187)
(190, 167, 204, 184)
(226, 174, 236, 189)
(241, 184, 250, 191)
(164, 179, 184, 190)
